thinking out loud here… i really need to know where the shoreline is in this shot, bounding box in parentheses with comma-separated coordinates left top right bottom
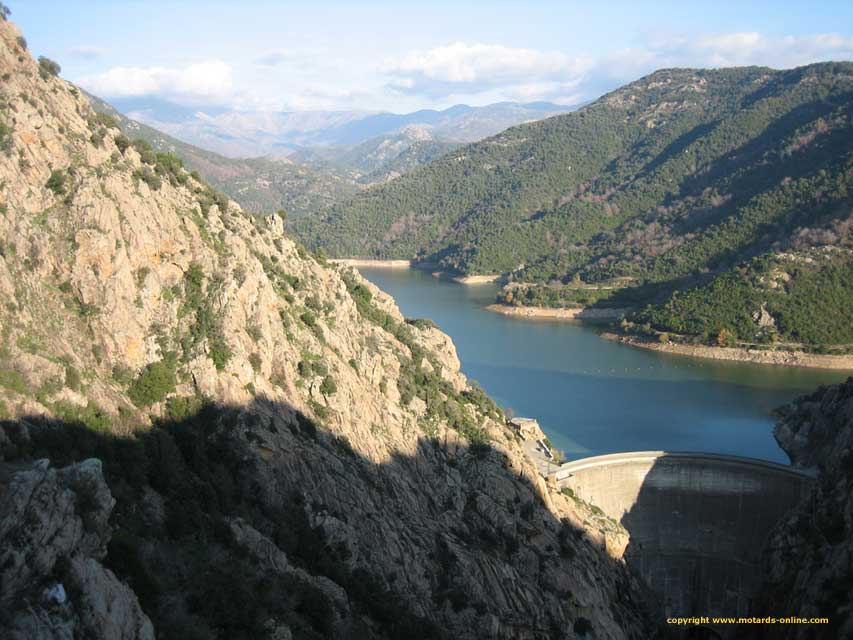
(602, 333, 853, 371)
(437, 272, 502, 285)
(485, 303, 629, 321)
(336, 258, 503, 285)
(331, 258, 412, 268)
(348, 272, 852, 371)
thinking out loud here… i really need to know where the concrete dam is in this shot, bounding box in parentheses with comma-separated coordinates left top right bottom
(554, 452, 813, 623)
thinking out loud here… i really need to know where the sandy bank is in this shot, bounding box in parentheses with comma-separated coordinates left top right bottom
(602, 333, 853, 370)
(331, 258, 412, 268)
(449, 273, 502, 284)
(485, 304, 629, 321)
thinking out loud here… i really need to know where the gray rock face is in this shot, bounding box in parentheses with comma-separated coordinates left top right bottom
(757, 378, 853, 639)
(0, 458, 154, 640)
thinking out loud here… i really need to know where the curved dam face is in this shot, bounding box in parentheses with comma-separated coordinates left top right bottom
(555, 452, 813, 621)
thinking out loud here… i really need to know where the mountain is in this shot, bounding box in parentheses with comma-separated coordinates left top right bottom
(0, 17, 655, 640)
(86, 92, 358, 218)
(290, 126, 462, 185)
(114, 98, 574, 157)
(86, 95, 543, 215)
(299, 63, 853, 349)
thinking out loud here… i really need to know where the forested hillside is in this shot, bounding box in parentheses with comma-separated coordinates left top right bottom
(299, 63, 853, 348)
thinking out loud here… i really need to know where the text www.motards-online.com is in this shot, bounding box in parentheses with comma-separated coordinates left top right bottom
(667, 616, 829, 625)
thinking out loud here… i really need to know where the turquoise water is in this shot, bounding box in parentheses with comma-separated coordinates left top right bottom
(359, 267, 850, 464)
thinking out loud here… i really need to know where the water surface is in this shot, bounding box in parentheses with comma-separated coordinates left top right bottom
(359, 267, 849, 464)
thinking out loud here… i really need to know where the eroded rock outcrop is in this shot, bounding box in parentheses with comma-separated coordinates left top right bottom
(754, 378, 853, 639)
(0, 455, 153, 640)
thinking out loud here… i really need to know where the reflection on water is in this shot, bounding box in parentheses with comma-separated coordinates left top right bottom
(359, 267, 849, 464)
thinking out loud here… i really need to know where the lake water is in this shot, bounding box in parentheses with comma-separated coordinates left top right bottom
(359, 267, 850, 464)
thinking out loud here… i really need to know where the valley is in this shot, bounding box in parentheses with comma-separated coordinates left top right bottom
(0, 3, 851, 639)
(299, 64, 853, 359)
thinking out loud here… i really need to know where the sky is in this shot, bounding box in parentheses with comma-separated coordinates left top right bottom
(8, 0, 853, 114)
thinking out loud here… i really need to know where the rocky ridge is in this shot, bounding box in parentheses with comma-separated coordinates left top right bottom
(0, 17, 655, 640)
(756, 378, 853, 638)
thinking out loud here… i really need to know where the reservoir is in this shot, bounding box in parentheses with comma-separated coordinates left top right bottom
(359, 267, 849, 464)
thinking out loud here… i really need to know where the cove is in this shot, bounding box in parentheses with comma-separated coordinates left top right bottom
(358, 267, 849, 464)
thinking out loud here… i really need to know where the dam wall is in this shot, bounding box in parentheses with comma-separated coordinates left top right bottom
(556, 452, 813, 621)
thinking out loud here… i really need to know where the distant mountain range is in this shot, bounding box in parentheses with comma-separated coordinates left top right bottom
(88, 95, 572, 214)
(86, 92, 358, 217)
(107, 97, 574, 158)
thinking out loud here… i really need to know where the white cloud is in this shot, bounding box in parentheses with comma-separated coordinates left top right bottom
(646, 32, 853, 70)
(382, 33, 853, 105)
(384, 43, 591, 99)
(80, 61, 234, 106)
(75, 32, 853, 113)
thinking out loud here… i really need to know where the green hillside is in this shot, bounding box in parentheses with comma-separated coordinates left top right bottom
(298, 62, 853, 348)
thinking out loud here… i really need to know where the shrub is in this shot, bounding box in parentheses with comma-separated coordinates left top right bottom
(213, 191, 229, 214)
(406, 317, 438, 330)
(132, 139, 156, 165)
(64, 365, 81, 391)
(90, 127, 107, 147)
(715, 328, 737, 347)
(127, 360, 176, 407)
(246, 324, 262, 342)
(104, 531, 161, 611)
(165, 395, 205, 421)
(133, 166, 162, 190)
(112, 365, 134, 385)
(0, 3, 10, 21)
(92, 112, 119, 130)
(154, 152, 186, 184)
(0, 368, 27, 394)
(0, 122, 12, 156)
(114, 134, 130, 154)
(249, 353, 262, 373)
(38, 56, 61, 79)
(135, 266, 151, 288)
(46, 169, 66, 195)
(52, 400, 111, 432)
(15, 35, 26, 51)
(319, 375, 337, 396)
(300, 310, 316, 327)
(208, 334, 231, 371)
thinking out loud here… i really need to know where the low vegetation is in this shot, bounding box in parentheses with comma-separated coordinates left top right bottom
(37, 55, 60, 79)
(342, 269, 501, 445)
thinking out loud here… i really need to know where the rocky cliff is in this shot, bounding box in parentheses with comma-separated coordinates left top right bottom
(0, 17, 655, 640)
(754, 378, 853, 639)
(0, 454, 154, 639)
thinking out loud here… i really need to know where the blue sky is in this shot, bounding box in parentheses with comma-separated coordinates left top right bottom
(9, 0, 853, 113)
